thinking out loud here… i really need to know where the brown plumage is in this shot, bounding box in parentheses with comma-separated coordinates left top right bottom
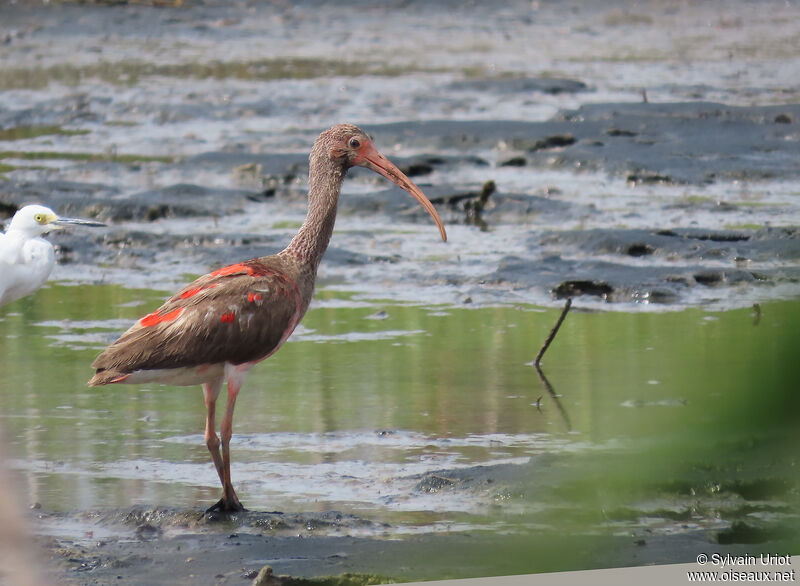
(89, 258, 302, 383)
(89, 124, 447, 512)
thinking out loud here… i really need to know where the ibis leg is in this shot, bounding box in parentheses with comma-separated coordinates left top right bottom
(206, 365, 249, 513)
(218, 376, 244, 511)
(202, 379, 224, 484)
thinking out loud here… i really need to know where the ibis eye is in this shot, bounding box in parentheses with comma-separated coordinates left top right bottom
(348, 137, 361, 149)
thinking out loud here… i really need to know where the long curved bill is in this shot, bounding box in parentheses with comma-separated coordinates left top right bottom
(359, 145, 447, 242)
(53, 217, 106, 228)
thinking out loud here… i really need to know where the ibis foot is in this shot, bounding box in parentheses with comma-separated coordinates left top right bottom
(205, 498, 246, 514)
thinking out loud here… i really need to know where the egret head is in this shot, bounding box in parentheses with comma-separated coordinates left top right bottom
(5, 204, 105, 237)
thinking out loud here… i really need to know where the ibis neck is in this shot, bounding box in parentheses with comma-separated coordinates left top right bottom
(283, 161, 345, 271)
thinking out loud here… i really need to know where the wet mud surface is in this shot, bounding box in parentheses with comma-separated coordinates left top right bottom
(1, 0, 799, 584)
(36, 448, 798, 585)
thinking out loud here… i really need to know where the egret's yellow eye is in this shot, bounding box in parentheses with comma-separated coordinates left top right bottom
(34, 213, 46, 224)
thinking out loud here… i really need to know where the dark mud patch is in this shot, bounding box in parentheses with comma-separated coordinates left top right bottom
(446, 77, 589, 95)
(488, 253, 796, 305)
(184, 152, 310, 180)
(479, 226, 800, 304)
(0, 94, 108, 130)
(0, 180, 261, 222)
(103, 183, 263, 222)
(537, 227, 800, 264)
(368, 102, 800, 183)
(0, 179, 118, 219)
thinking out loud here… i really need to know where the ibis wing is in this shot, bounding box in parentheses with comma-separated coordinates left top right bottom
(91, 268, 303, 376)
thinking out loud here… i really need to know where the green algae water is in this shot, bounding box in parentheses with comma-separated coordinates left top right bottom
(0, 284, 798, 576)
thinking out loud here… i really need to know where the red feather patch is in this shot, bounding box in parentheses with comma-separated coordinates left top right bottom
(211, 263, 256, 277)
(248, 292, 263, 302)
(220, 311, 236, 323)
(210, 261, 274, 278)
(180, 287, 204, 299)
(140, 307, 184, 327)
(180, 283, 220, 299)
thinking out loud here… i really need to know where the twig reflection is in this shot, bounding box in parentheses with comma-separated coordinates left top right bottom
(534, 363, 572, 432)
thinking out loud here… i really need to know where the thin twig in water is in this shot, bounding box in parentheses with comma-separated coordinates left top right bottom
(534, 298, 572, 367)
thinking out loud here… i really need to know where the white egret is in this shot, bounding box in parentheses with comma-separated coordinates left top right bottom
(0, 204, 105, 307)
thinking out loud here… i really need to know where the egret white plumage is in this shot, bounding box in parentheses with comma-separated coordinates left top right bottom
(0, 204, 105, 307)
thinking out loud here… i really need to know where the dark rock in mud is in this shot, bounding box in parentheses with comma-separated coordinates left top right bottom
(626, 171, 675, 185)
(500, 156, 527, 167)
(553, 280, 614, 299)
(528, 133, 577, 151)
(393, 153, 489, 177)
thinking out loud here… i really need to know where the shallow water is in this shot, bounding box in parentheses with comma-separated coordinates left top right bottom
(1, 285, 797, 560)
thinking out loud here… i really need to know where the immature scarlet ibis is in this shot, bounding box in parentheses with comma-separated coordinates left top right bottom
(0, 205, 105, 307)
(89, 124, 447, 512)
